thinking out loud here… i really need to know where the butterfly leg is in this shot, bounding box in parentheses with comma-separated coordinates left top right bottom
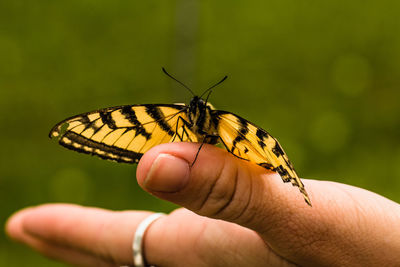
(191, 134, 219, 167)
(181, 122, 194, 142)
(217, 136, 250, 161)
(172, 116, 184, 142)
(171, 116, 193, 142)
(217, 136, 233, 154)
(191, 139, 205, 167)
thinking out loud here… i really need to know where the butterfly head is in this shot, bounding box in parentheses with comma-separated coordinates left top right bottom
(161, 67, 225, 124)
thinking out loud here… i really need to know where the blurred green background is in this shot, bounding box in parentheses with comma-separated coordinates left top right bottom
(1, 0, 400, 266)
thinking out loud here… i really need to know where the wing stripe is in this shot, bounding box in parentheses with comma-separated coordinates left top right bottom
(89, 119, 104, 137)
(121, 106, 141, 124)
(232, 117, 250, 150)
(256, 128, 269, 149)
(256, 128, 268, 139)
(145, 105, 175, 136)
(79, 115, 90, 125)
(66, 116, 92, 134)
(100, 111, 117, 129)
(238, 117, 249, 135)
(120, 106, 152, 139)
(60, 131, 142, 163)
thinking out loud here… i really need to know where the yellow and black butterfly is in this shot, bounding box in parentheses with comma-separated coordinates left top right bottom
(49, 68, 311, 206)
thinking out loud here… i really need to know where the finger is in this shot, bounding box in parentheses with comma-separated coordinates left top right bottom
(5, 204, 291, 267)
(6, 206, 111, 266)
(6, 204, 152, 266)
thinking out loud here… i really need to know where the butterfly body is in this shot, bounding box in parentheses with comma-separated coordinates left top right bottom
(50, 95, 311, 206)
(185, 96, 219, 143)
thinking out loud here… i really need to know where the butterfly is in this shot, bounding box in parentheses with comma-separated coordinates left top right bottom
(49, 68, 311, 206)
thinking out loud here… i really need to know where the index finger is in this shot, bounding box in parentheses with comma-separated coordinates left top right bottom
(6, 204, 151, 266)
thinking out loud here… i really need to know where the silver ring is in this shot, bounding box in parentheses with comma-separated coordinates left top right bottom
(133, 213, 166, 267)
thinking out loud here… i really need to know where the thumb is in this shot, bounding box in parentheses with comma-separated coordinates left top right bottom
(136, 142, 309, 234)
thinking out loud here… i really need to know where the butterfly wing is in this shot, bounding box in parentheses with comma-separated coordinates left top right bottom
(49, 104, 198, 163)
(214, 111, 311, 206)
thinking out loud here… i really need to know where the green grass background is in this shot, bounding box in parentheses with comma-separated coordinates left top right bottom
(1, 0, 400, 265)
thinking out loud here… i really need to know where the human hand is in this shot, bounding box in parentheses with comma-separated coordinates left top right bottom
(6, 143, 400, 266)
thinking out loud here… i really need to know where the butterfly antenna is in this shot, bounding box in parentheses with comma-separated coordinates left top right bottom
(204, 89, 213, 105)
(162, 67, 195, 96)
(200, 75, 228, 98)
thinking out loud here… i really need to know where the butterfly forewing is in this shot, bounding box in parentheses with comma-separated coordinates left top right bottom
(49, 104, 193, 163)
(215, 111, 311, 205)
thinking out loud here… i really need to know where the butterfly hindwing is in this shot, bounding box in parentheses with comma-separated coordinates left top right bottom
(214, 110, 311, 205)
(49, 104, 197, 163)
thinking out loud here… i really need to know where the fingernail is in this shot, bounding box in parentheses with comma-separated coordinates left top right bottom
(144, 153, 190, 192)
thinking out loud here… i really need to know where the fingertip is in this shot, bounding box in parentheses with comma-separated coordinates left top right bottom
(5, 207, 35, 241)
(136, 143, 175, 186)
(142, 153, 190, 192)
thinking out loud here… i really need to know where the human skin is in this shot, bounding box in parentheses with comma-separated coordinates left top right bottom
(6, 143, 400, 266)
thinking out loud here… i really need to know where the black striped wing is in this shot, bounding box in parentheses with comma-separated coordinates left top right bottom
(49, 104, 199, 163)
(214, 111, 311, 206)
